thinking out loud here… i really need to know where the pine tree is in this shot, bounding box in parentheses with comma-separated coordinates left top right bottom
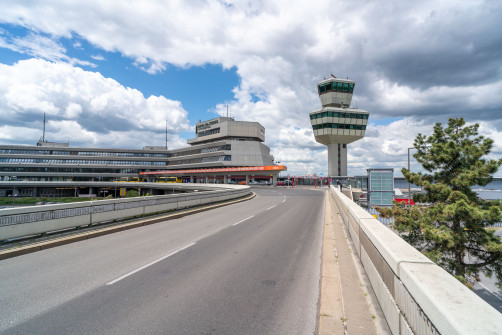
(378, 118, 502, 288)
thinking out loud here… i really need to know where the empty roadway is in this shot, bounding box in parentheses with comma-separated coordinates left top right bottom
(0, 187, 324, 334)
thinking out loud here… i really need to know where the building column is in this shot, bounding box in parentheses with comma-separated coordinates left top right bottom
(272, 174, 277, 187)
(327, 142, 348, 177)
(340, 144, 348, 176)
(245, 175, 249, 185)
(205, 176, 209, 183)
(190, 176, 194, 183)
(223, 175, 228, 184)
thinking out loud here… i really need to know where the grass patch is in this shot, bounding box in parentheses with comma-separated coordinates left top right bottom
(0, 196, 106, 206)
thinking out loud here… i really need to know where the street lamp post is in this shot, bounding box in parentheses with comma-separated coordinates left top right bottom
(408, 147, 412, 206)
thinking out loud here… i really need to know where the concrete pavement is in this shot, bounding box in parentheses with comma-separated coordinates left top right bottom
(319, 189, 387, 335)
(0, 187, 323, 334)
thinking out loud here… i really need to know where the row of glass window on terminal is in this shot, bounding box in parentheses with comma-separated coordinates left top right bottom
(0, 167, 137, 173)
(173, 155, 231, 165)
(318, 81, 354, 94)
(0, 158, 167, 166)
(0, 144, 232, 159)
(0, 154, 232, 168)
(0, 149, 168, 158)
(170, 145, 230, 157)
(312, 123, 367, 131)
(310, 111, 369, 120)
(198, 127, 220, 137)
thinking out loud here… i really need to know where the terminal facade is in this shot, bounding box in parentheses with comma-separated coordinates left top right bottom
(0, 117, 285, 196)
(309, 76, 369, 176)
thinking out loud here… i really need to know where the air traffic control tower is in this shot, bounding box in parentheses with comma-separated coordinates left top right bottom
(309, 76, 369, 176)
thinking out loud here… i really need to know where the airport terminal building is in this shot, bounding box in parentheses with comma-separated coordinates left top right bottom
(0, 117, 285, 196)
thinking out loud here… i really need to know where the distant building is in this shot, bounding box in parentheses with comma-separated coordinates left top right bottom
(367, 168, 394, 206)
(0, 117, 285, 196)
(309, 76, 369, 176)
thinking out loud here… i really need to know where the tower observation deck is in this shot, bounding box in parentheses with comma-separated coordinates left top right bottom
(309, 76, 369, 176)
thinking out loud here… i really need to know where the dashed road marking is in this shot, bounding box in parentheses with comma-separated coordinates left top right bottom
(233, 215, 254, 226)
(106, 243, 196, 285)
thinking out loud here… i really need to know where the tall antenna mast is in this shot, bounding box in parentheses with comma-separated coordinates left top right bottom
(165, 119, 168, 150)
(42, 113, 46, 142)
(226, 105, 228, 118)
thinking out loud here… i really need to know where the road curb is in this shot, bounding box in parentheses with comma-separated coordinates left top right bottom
(0, 192, 255, 261)
(318, 190, 381, 334)
(318, 190, 346, 334)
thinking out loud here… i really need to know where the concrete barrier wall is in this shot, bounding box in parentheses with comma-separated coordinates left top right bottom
(330, 185, 502, 335)
(0, 187, 250, 241)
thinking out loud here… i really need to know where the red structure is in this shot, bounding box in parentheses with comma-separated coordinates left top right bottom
(395, 198, 415, 205)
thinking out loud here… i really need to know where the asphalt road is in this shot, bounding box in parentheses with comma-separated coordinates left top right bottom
(0, 187, 325, 334)
(473, 229, 502, 313)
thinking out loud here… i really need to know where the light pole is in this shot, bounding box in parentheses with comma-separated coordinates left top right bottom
(408, 147, 412, 206)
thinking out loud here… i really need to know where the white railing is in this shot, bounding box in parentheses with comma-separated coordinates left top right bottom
(330, 185, 502, 335)
(0, 186, 250, 241)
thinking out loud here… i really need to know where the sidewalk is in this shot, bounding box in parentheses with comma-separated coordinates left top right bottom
(319, 190, 386, 335)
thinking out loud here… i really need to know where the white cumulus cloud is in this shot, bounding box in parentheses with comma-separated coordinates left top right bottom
(0, 1, 501, 175)
(0, 59, 191, 148)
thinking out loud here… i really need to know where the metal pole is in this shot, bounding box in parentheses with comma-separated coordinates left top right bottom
(408, 147, 411, 206)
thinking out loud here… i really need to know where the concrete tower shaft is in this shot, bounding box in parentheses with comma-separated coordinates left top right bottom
(309, 76, 369, 176)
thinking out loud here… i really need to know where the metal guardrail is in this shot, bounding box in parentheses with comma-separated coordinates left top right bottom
(364, 207, 394, 227)
(0, 185, 250, 241)
(330, 185, 502, 335)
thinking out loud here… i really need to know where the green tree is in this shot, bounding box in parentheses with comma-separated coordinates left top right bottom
(125, 189, 139, 197)
(378, 118, 502, 288)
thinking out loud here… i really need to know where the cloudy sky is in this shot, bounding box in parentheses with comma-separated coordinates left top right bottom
(0, 0, 501, 177)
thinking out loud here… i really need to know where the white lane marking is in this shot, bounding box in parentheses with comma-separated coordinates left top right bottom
(233, 215, 254, 226)
(267, 205, 277, 210)
(106, 243, 196, 285)
(478, 282, 502, 302)
(282, 198, 286, 203)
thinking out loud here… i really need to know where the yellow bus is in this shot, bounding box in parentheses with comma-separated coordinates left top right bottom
(156, 176, 182, 183)
(115, 177, 145, 182)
